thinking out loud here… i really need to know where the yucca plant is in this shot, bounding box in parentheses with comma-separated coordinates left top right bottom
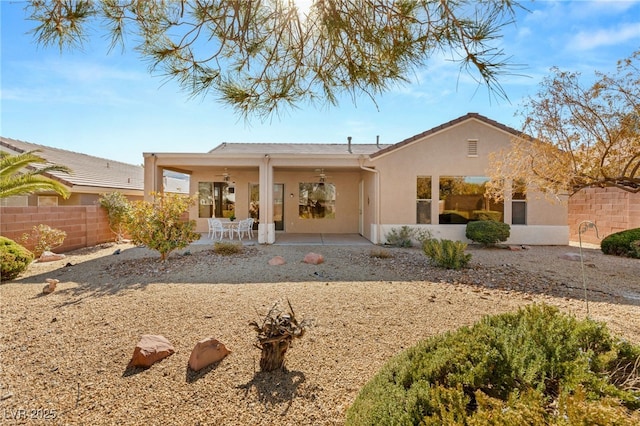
(422, 238, 471, 270)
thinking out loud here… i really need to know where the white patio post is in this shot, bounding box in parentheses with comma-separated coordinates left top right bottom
(258, 155, 275, 244)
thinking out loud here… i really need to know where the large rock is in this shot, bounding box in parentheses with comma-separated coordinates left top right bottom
(42, 278, 59, 294)
(268, 256, 286, 266)
(38, 251, 66, 263)
(188, 337, 231, 371)
(128, 335, 175, 368)
(560, 252, 583, 261)
(303, 252, 324, 265)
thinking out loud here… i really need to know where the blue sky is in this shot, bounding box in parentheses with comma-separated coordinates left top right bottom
(2, 1, 640, 166)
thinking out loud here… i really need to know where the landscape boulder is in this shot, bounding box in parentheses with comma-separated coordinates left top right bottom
(303, 252, 324, 265)
(42, 278, 59, 294)
(188, 337, 231, 371)
(128, 335, 175, 368)
(268, 256, 286, 266)
(38, 251, 66, 263)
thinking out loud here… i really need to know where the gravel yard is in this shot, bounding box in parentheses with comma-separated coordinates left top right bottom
(1, 242, 638, 425)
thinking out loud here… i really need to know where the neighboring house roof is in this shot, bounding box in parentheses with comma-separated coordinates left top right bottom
(0, 137, 144, 192)
(370, 112, 523, 159)
(210, 142, 392, 156)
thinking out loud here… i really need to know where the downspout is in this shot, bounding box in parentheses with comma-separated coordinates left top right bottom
(359, 156, 381, 244)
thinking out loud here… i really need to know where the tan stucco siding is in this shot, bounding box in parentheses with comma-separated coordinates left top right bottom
(371, 119, 567, 228)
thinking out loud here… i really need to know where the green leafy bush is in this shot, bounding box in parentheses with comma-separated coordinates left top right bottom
(422, 239, 471, 269)
(126, 192, 200, 261)
(601, 228, 640, 258)
(20, 224, 67, 257)
(0, 236, 34, 281)
(466, 220, 510, 245)
(346, 305, 640, 425)
(385, 226, 431, 247)
(99, 191, 132, 243)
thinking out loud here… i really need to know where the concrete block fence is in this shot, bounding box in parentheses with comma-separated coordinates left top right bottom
(0, 206, 115, 253)
(568, 187, 640, 245)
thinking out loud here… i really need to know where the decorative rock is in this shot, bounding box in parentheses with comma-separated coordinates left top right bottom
(303, 252, 324, 265)
(38, 251, 66, 263)
(559, 252, 582, 261)
(188, 337, 231, 371)
(268, 256, 286, 266)
(42, 278, 59, 294)
(128, 335, 175, 368)
(508, 245, 522, 251)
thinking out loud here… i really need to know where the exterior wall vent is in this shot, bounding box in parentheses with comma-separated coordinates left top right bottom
(467, 139, 478, 157)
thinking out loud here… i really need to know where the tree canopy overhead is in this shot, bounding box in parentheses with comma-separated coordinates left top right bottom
(487, 49, 640, 200)
(25, 0, 521, 118)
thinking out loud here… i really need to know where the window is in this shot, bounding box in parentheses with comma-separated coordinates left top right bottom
(198, 182, 234, 218)
(416, 176, 431, 224)
(37, 196, 58, 206)
(438, 176, 504, 224)
(299, 182, 336, 219)
(512, 180, 527, 225)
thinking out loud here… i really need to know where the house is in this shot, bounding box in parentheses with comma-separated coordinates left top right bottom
(143, 113, 568, 245)
(1, 137, 145, 206)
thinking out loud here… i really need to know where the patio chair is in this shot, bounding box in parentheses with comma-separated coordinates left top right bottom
(233, 218, 252, 241)
(246, 217, 255, 238)
(208, 218, 225, 241)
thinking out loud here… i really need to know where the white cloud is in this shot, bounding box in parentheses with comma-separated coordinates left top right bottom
(571, 22, 640, 49)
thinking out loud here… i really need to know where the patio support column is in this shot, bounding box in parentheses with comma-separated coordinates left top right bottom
(258, 155, 275, 244)
(143, 154, 163, 201)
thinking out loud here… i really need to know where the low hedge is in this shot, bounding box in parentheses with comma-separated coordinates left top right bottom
(601, 228, 640, 258)
(465, 220, 510, 245)
(346, 304, 640, 425)
(0, 236, 34, 282)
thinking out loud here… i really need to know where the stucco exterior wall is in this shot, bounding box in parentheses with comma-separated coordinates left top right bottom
(369, 118, 568, 244)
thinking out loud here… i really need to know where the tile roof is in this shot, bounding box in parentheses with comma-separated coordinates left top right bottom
(370, 112, 523, 158)
(209, 142, 392, 156)
(0, 137, 144, 191)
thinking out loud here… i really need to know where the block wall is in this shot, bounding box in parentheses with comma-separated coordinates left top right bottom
(0, 206, 114, 253)
(568, 187, 640, 245)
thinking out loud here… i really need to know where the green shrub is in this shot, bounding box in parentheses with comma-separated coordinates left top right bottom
(126, 192, 200, 261)
(213, 242, 243, 255)
(601, 228, 640, 258)
(346, 305, 640, 426)
(99, 191, 132, 243)
(465, 220, 510, 245)
(20, 224, 67, 257)
(422, 239, 471, 269)
(0, 236, 34, 282)
(385, 226, 431, 248)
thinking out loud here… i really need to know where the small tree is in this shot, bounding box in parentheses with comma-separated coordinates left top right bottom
(20, 224, 67, 257)
(126, 192, 200, 261)
(250, 300, 308, 372)
(99, 192, 131, 243)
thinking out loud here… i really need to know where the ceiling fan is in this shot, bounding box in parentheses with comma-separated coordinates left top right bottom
(215, 168, 233, 182)
(313, 168, 332, 183)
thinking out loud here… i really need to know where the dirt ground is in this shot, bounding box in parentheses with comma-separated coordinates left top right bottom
(1, 242, 638, 425)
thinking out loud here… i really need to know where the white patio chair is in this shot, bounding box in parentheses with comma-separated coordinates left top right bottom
(208, 218, 225, 241)
(233, 218, 252, 241)
(246, 217, 255, 238)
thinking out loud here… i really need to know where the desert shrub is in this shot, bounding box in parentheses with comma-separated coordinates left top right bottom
(0, 236, 34, 281)
(385, 226, 431, 247)
(213, 242, 243, 255)
(20, 224, 67, 257)
(370, 248, 392, 259)
(601, 228, 640, 258)
(99, 191, 132, 243)
(422, 238, 471, 269)
(465, 220, 510, 245)
(346, 304, 640, 425)
(126, 192, 200, 261)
